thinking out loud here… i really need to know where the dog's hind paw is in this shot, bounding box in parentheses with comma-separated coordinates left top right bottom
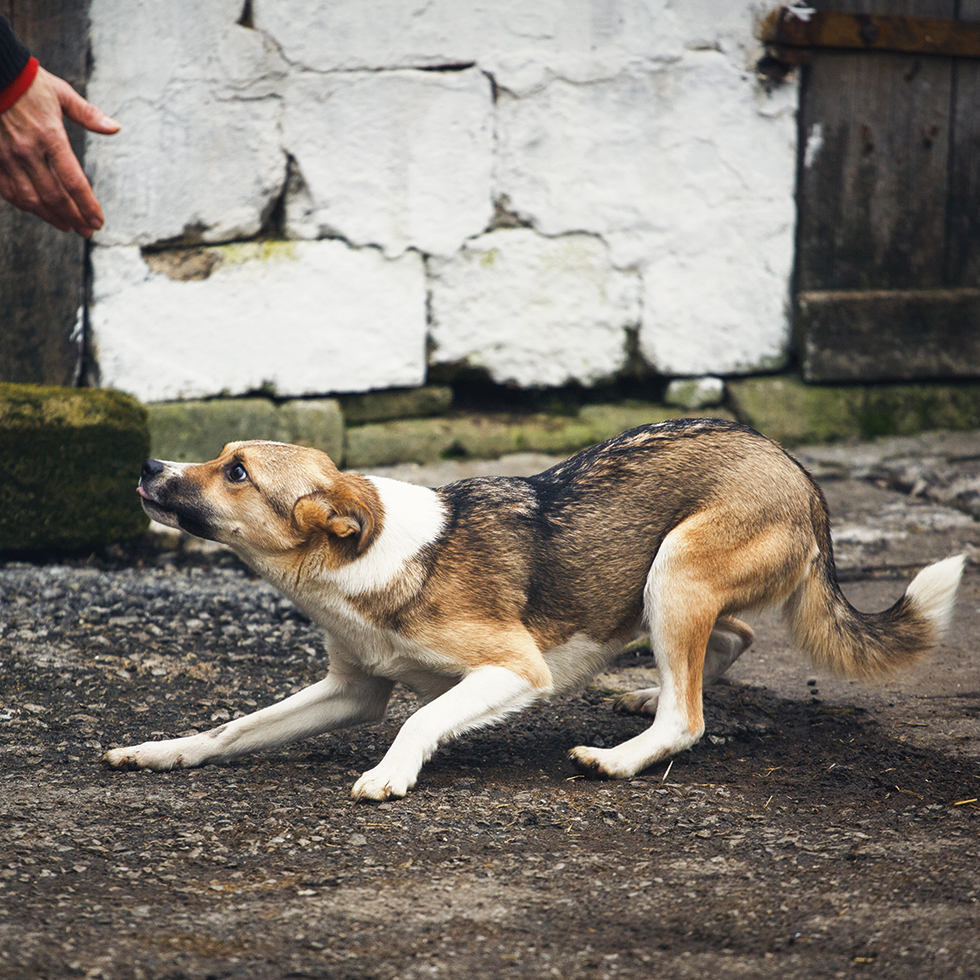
(567, 745, 635, 780)
(613, 686, 660, 716)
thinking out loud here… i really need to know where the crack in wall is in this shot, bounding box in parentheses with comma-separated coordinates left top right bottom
(237, 0, 254, 30)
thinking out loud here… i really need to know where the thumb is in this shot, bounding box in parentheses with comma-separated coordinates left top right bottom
(49, 72, 120, 135)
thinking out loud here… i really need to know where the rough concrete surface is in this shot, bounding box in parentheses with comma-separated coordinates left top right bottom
(1, 433, 979, 979)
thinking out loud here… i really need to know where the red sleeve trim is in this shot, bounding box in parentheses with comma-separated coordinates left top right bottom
(0, 56, 39, 114)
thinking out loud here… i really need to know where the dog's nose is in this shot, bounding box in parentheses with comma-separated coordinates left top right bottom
(141, 458, 165, 480)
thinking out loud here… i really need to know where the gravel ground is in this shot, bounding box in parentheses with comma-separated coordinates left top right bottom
(1, 436, 979, 980)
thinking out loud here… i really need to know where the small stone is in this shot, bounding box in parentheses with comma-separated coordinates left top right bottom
(664, 377, 725, 410)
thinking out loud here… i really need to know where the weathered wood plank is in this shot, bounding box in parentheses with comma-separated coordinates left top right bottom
(945, 2, 980, 284)
(795, 47, 953, 291)
(0, 0, 90, 386)
(799, 288, 980, 381)
(792, 2, 980, 382)
(765, 9, 980, 60)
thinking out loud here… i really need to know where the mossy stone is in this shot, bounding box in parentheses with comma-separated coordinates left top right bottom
(0, 384, 150, 552)
(147, 398, 343, 463)
(728, 375, 980, 446)
(344, 403, 735, 469)
(339, 386, 453, 425)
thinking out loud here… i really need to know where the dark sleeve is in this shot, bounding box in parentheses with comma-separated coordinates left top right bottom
(0, 15, 32, 92)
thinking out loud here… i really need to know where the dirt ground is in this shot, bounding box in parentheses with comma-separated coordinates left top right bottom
(1, 441, 979, 980)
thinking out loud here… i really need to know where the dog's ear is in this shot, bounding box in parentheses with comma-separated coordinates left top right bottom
(292, 484, 379, 556)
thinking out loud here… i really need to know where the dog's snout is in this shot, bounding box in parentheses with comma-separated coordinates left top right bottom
(142, 458, 165, 480)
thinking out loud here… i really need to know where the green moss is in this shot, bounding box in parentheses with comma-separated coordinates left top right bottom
(147, 397, 344, 463)
(728, 376, 980, 446)
(216, 240, 299, 266)
(339, 386, 453, 425)
(0, 384, 150, 552)
(343, 404, 736, 469)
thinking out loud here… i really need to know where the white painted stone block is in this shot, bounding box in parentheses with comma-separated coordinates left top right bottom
(87, 0, 288, 247)
(90, 242, 427, 402)
(253, 0, 683, 75)
(640, 208, 793, 376)
(428, 229, 640, 388)
(496, 50, 797, 376)
(282, 69, 493, 258)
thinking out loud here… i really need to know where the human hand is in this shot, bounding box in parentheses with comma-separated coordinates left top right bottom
(0, 65, 120, 237)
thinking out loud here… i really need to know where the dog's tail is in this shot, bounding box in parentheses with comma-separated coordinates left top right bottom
(783, 503, 965, 680)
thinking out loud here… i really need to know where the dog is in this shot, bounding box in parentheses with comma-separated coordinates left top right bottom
(103, 418, 965, 801)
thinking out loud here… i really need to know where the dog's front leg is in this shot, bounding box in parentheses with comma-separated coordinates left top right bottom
(103, 669, 394, 771)
(351, 665, 541, 802)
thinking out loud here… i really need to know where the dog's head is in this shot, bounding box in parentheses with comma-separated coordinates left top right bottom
(138, 441, 382, 571)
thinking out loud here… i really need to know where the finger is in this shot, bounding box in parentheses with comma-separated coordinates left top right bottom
(15, 142, 95, 235)
(43, 137, 104, 232)
(48, 72, 120, 135)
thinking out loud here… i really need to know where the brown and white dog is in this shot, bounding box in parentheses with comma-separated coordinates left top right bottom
(103, 419, 965, 801)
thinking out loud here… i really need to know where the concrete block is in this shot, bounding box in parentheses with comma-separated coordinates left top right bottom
(860, 385, 980, 439)
(728, 377, 865, 446)
(0, 385, 149, 553)
(496, 54, 797, 377)
(339, 387, 453, 425)
(147, 398, 283, 463)
(90, 241, 427, 401)
(346, 418, 459, 469)
(279, 401, 345, 460)
(87, 1, 288, 247)
(148, 397, 343, 463)
(577, 403, 735, 439)
(82, 0, 801, 395)
(344, 403, 734, 469)
(728, 376, 980, 447)
(664, 377, 725, 410)
(282, 68, 493, 258)
(428, 229, 640, 387)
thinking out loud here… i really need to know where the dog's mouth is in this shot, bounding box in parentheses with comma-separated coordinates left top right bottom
(138, 485, 179, 528)
(138, 484, 214, 540)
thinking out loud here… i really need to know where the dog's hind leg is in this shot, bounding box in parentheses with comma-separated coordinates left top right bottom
(569, 522, 728, 779)
(103, 667, 394, 772)
(613, 615, 754, 717)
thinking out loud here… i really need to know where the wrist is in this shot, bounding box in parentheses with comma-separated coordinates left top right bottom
(0, 56, 39, 114)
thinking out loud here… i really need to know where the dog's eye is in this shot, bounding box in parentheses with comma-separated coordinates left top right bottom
(227, 463, 249, 483)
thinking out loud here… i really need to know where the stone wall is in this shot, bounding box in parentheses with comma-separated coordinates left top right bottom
(85, 0, 797, 403)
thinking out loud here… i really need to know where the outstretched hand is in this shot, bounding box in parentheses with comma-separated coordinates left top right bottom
(0, 66, 119, 237)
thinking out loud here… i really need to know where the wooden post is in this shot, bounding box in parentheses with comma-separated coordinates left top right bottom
(0, 0, 91, 386)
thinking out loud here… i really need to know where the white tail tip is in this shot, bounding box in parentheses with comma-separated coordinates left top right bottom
(906, 554, 967, 639)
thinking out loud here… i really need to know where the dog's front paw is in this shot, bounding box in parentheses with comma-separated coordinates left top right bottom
(568, 745, 635, 780)
(102, 741, 192, 772)
(350, 767, 415, 802)
(613, 686, 660, 716)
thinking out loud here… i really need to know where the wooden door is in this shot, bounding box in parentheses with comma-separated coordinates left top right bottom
(778, 1, 980, 381)
(0, 0, 90, 386)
